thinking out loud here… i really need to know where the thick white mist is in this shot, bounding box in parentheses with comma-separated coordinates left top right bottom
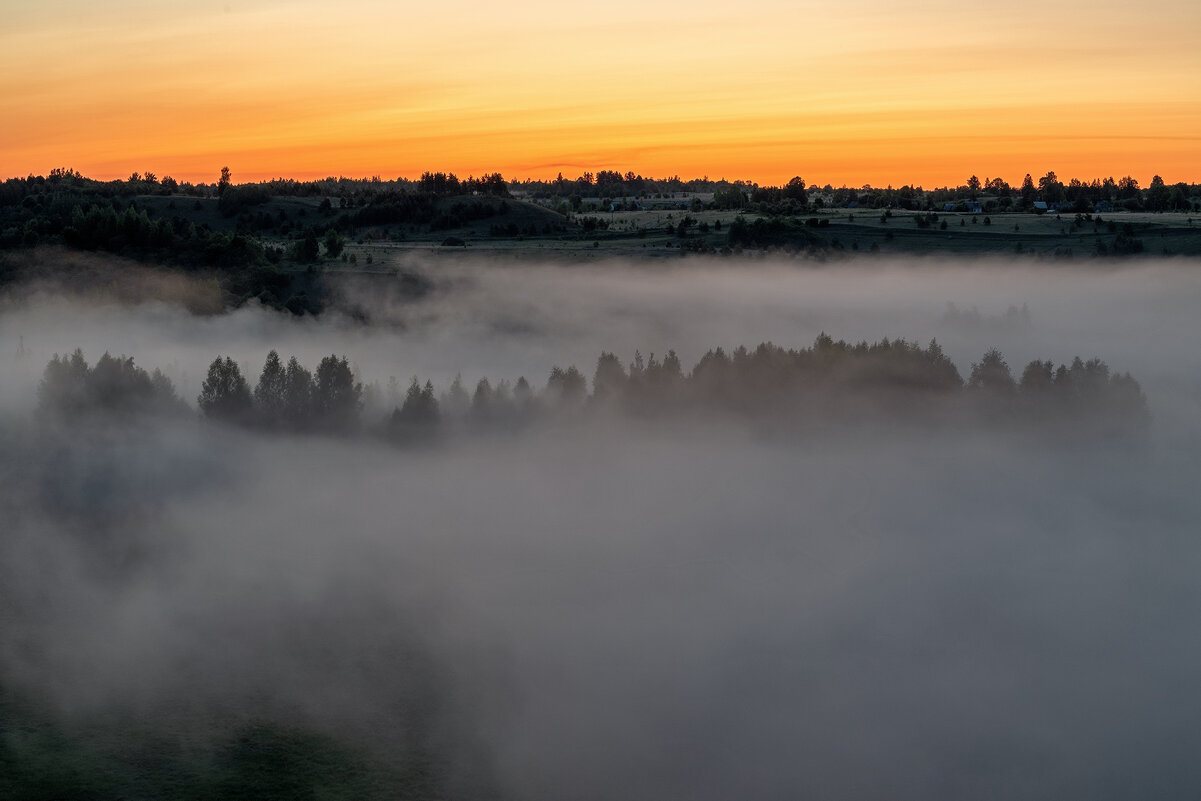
(2, 254, 1200, 799)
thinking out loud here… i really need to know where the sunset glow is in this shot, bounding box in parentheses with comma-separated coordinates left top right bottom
(4, 0, 1199, 186)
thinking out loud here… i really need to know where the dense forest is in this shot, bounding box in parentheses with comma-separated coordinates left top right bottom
(36, 336, 1149, 445)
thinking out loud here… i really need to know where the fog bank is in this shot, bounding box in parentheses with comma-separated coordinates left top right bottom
(4, 256, 1200, 433)
(3, 255, 1201, 799)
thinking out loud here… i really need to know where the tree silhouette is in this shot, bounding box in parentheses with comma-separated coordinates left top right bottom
(442, 374, 470, 420)
(282, 357, 314, 428)
(968, 349, 1016, 395)
(313, 354, 362, 430)
(1146, 175, 1169, 211)
(323, 228, 345, 258)
(254, 350, 288, 427)
(783, 176, 807, 203)
(546, 365, 587, 407)
(38, 349, 182, 419)
(390, 378, 440, 442)
(38, 349, 91, 416)
(1020, 174, 1036, 206)
(198, 356, 252, 422)
(1019, 359, 1054, 394)
(592, 352, 627, 403)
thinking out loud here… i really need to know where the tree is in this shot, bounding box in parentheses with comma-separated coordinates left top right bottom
(1038, 171, 1064, 204)
(1117, 175, 1140, 200)
(967, 175, 981, 195)
(985, 177, 1010, 195)
(922, 340, 963, 392)
(546, 365, 587, 407)
(38, 348, 90, 415)
(592, 352, 627, 402)
(513, 376, 534, 411)
(1020, 173, 1036, 205)
(967, 349, 1016, 394)
(297, 232, 320, 262)
(390, 377, 440, 440)
(39, 349, 182, 419)
(478, 172, 510, 197)
(1168, 184, 1188, 211)
(783, 176, 807, 204)
(313, 354, 361, 430)
(1019, 359, 1054, 394)
(441, 374, 470, 419)
(254, 350, 287, 426)
(323, 228, 345, 258)
(198, 356, 252, 422)
(713, 185, 747, 210)
(90, 352, 154, 412)
(282, 357, 313, 428)
(1146, 175, 1169, 211)
(218, 166, 231, 197)
(661, 350, 683, 384)
(470, 377, 494, 421)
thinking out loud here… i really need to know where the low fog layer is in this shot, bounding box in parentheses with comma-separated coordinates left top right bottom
(4, 257, 1201, 431)
(3, 255, 1201, 799)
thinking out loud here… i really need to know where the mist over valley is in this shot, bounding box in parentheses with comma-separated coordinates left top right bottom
(3, 255, 1201, 799)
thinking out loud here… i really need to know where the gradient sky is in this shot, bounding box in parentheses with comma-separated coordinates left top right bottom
(3, 0, 1199, 187)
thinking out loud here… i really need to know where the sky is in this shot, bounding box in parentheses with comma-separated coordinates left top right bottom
(3, 0, 1199, 187)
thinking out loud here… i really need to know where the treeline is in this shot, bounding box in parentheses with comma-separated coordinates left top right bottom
(63, 203, 278, 267)
(0, 168, 517, 259)
(195, 352, 363, 432)
(240, 170, 510, 201)
(715, 173, 1198, 215)
(37, 337, 1149, 443)
(0, 168, 267, 261)
(38, 350, 187, 418)
(786, 173, 1197, 214)
(0, 167, 511, 206)
(515, 170, 1198, 216)
(520, 171, 735, 202)
(0, 179, 280, 268)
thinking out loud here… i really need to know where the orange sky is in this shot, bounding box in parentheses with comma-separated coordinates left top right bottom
(3, 0, 1199, 187)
